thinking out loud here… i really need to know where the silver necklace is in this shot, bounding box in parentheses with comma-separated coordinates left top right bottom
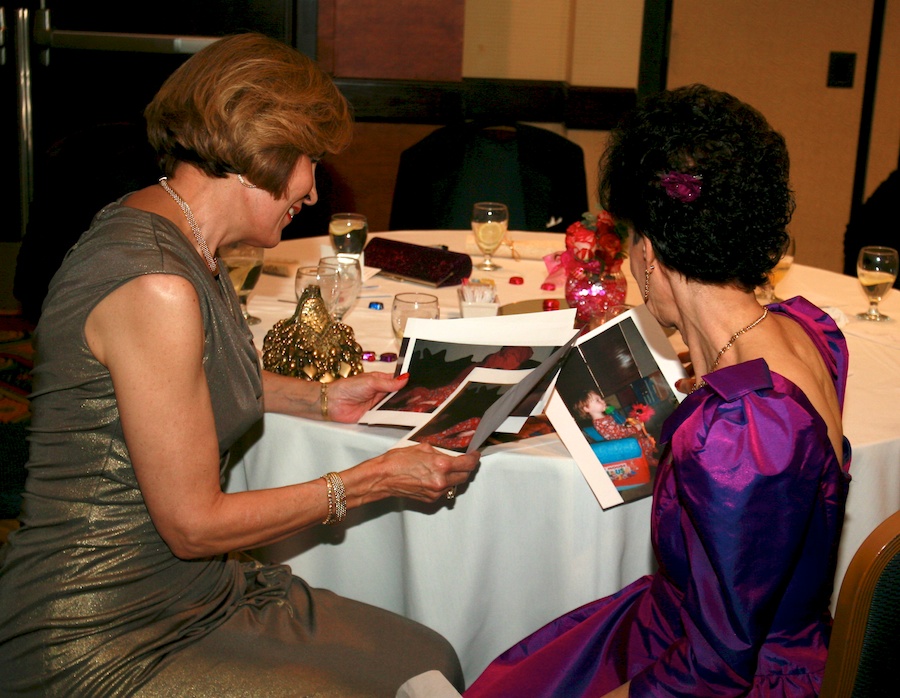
(158, 177, 218, 274)
(692, 306, 768, 393)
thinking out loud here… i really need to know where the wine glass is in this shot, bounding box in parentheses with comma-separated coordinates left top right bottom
(769, 236, 796, 301)
(218, 242, 264, 325)
(856, 245, 898, 321)
(328, 213, 368, 257)
(295, 266, 340, 316)
(318, 255, 362, 321)
(471, 202, 508, 271)
(756, 236, 796, 303)
(391, 293, 440, 340)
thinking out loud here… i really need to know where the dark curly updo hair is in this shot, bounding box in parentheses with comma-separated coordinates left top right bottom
(599, 84, 794, 291)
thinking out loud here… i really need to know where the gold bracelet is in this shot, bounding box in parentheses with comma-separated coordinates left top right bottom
(322, 475, 335, 524)
(320, 381, 329, 421)
(321, 472, 346, 525)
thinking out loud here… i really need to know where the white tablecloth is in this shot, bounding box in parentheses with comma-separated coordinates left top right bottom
(225, 230, 900, 684)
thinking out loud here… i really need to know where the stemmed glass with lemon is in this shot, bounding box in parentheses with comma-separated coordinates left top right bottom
(471, 202, 508, 271)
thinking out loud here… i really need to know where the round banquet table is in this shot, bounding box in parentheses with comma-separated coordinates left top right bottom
(225, 229, 900, 685)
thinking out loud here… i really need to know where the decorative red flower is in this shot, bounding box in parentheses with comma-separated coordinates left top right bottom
(565, 221, 598, 259)
(596, 230, 622, 263)
(563, 210, 628, 279)
(629, 403, 655, 423)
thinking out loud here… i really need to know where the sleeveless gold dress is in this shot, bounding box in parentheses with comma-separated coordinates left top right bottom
(0, 202, 461, 697)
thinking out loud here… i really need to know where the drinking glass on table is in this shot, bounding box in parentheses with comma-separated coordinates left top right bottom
(295, 266, 340, 316)
(769, 236, 796, 301)
(318, 255, 362, 321)
(328, 213, 368, 257)
(219, 242, 264, 325)
(856, 245, 898, 321)
(755, 236, 795, 303)
(391, 293, 440, 340)
(471, 202, 508, 271)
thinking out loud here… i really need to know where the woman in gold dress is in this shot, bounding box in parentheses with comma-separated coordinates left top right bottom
(0, 33, 478, 697)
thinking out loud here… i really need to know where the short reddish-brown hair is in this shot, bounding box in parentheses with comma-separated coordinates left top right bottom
(145, 32, 352, 198)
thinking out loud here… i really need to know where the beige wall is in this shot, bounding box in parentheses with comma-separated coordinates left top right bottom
(462, 0, 899, 274)
(463, 0, 644, 87)
(668, 0, 899, 273)
(463, 0, 644, 211)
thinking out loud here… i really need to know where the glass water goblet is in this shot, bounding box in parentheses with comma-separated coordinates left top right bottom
(218, 242, 264, 325)
(318, 255, 363, 321)
(295, 266, 340, 316)
(471, 202, 508, 271)
(328, 213, 368, 257)
(856, 245, 898, 321)
(391, 292, 440, 340)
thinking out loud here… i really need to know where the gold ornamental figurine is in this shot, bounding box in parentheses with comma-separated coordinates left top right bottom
(262, 285, 364, 382)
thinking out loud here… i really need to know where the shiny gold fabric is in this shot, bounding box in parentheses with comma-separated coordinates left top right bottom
(0, 203, 462, 696)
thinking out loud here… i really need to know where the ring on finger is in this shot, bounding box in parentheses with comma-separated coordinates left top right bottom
(446, 486, 457, 500)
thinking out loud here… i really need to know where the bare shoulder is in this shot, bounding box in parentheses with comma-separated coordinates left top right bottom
(95, 273, 200, 321)
(87, 273, 202, 366)
(759, 312, 843, 454)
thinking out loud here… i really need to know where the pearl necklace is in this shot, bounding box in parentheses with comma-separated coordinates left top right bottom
(692, 306, 768, 393)
(158, 177, 218, 274)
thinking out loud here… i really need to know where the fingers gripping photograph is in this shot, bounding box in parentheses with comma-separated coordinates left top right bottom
(3, 4, 897, 698)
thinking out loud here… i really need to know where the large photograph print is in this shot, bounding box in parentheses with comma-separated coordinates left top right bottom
(398, 367, 529, 453)
(546, 305, 685, 508)
(361, 310, 578, 428)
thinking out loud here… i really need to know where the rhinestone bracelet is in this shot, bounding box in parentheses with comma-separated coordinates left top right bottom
(321, 472, 347, 525)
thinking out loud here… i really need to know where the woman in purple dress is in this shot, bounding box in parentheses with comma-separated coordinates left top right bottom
(464, 85, 850, 697)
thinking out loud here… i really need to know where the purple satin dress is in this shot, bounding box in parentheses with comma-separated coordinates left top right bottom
(465, 297, 850, 697)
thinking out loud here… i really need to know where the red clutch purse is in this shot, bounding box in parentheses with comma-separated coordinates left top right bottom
(364, 236, 472, 287)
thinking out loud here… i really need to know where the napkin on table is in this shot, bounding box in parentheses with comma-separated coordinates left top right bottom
(465, 234, 561, 261)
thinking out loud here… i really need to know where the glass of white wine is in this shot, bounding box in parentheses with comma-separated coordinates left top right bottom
(856, 245, 898, 321)
(769, 236, 796, 301)
(471, 202, 508, 271)
(218, 242, 264, 325)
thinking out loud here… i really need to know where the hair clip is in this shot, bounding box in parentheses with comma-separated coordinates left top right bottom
(238, 174, 258, 189)
(658, 171, 702, 202)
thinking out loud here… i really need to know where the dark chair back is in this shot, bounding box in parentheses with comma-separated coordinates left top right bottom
(820, 510, 900, 697)
(389, 121, 588, 233)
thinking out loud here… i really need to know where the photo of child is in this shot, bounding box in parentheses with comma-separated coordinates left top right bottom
(554, 316, 679, 500)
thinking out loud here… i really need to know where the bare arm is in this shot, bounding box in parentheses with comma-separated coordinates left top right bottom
(86, 274, 479, 559)
(262, 368, 412, 424)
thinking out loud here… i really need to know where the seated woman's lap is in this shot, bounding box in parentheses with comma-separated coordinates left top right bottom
(137, 576, 463, 697)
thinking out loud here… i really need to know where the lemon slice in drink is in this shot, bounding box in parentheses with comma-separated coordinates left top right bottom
(475, 221, 505, 246)
(329, 219, 365, 235)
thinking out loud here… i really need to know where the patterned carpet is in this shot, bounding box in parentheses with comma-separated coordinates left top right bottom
(0, 313, 33, 519)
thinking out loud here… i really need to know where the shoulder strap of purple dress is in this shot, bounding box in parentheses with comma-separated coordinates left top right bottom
(769, 296, 849, 410)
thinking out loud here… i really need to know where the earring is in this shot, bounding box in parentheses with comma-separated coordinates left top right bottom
(238, 174, 257, 189)
(643, 265, 655, 302)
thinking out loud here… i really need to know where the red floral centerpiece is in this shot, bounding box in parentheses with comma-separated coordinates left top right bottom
(560, 211, 629, 326)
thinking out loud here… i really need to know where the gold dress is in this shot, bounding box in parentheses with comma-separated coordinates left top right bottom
(0, 202, 462, 697)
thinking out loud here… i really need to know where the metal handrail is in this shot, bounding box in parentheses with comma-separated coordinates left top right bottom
(33, 9, 219, 55)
